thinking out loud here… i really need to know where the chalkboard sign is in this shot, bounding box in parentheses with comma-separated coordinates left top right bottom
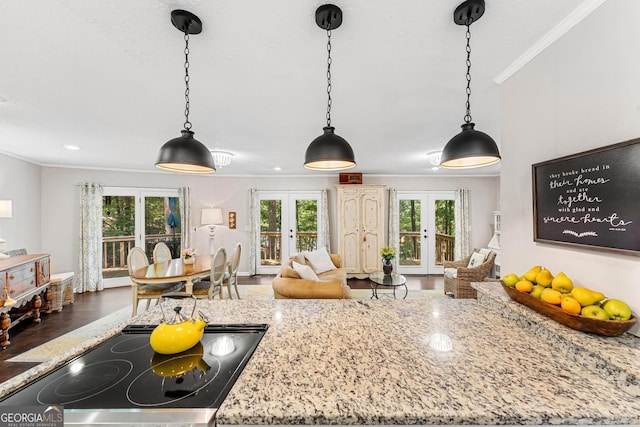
(532, 137, 640, 255)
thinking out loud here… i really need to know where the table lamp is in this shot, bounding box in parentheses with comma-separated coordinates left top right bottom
(201, 208, 224, 255)
(0, 200, 12, 259)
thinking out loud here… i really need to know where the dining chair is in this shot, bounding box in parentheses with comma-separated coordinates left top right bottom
(128, 247, 183, 317)
(192, 247, 227, 300)
(224, 242, 242, 299)
(153, 242, 172, 264)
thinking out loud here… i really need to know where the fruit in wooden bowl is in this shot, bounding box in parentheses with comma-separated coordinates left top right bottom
(501, 282, 637, 337)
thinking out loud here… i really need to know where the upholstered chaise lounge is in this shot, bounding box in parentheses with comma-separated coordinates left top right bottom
(272, 252, 351, 299)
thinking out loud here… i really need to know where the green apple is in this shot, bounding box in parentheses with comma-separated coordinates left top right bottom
(530, 284, 545, 299)
(601, 299, 632, 321)
(502, 273, 519, 287)
(581, 305, 610, 320)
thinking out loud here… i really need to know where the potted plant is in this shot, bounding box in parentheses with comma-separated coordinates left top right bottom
(380, 246, 396, 275)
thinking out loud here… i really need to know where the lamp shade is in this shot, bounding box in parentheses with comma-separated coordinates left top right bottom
(304, 127, 356, 171)
(201, 208, 224, 226)
(156, 130, 216, 174)
(440, 123, 501, 169)
(0, 200, 12, 218)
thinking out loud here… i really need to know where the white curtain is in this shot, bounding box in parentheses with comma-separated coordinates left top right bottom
(248, 188, 259, 275)
(320, 189, 330, 252)
(388, 188, 399, 270)
(178, 187, 192, 251)
(77, 183, 104, 293)
(454, 188, 470, 259)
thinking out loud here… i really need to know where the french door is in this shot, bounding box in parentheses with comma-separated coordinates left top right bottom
(396, 191, 455, 275)
(102, 187, 180, 288)
(256, 191, 323, 274)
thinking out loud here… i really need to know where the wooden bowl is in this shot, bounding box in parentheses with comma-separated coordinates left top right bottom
(501, 283, 637, 337)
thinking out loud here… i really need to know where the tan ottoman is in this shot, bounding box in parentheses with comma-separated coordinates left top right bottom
(50, 272, 75, 312)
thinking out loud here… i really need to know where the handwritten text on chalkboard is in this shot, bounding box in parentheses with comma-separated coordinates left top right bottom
(532, 138, 640, 254)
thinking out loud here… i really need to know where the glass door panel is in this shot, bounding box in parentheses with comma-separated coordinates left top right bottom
(260, 199, 282, 267)
(144, 196, 181, 259)
(102, 188, 180, 288)
(256, 191, 322, 274)
(102, 195, 135, 282)
(397, 191, 455, 275)
(434, 199, 455, 267)
(399, 199, 421, 267)
(294, 199, 318, 253)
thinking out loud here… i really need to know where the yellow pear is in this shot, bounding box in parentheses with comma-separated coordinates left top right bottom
(551, 272, 573, 293)
(535, 269, 554, 287)
(515, 280, 533, 293)
(560, 296, 582, 314)
(541, 288, 562, 305)
(524, 266, 542, 283)
(530, 284, 545, 299)
(571, 287, 606, 307)
(502, 273, 519, 287)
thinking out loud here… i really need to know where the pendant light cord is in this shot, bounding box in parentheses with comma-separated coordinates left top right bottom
(183, 32, 192, 131)
(464, 22, 472, 124)
(326, 28, 332, 127)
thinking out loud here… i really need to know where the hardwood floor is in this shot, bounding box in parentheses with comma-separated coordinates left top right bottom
(0, 274, 443, 384)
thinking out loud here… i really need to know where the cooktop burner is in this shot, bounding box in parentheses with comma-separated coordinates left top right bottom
(2, 324, 268, 419)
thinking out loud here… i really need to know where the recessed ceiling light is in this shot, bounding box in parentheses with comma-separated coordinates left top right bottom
(63, 144, 82, 151)
(273, 166, 282, 171)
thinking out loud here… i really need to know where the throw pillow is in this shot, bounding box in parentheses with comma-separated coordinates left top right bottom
(444, 267, 458, 279)
(303, 247, 336, 274)
(478, 248, 492, 258)
(467, 252, 486, 268)
(289, 253, 306, 266)
(292, 261, 319, 281)
(280, 265, 300, 279)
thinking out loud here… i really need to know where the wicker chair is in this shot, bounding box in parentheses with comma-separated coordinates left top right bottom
(443, 249, 496, 299)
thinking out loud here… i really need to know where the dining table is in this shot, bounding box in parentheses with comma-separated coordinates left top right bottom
(131, 255, 211, 294)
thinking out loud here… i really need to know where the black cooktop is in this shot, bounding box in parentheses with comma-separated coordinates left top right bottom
(1, 324, 268, 410)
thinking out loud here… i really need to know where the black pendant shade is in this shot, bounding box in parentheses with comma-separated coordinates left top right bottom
(155, 10, 215, 174)
(304, 4, 356, 171)
(304, 126, 356, 170)
(441, 0, 501, 170)
(440, 123, 501, 169)
(156, 130, 216, 173)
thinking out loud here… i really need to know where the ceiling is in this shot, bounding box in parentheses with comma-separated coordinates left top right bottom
(0, 0, 591, 176)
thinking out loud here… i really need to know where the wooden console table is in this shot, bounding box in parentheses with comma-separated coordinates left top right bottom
(0, 254, 51, 349)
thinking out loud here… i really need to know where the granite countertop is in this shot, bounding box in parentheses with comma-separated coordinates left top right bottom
(1, 286, 639, 426)
(145, 288, 639, 425)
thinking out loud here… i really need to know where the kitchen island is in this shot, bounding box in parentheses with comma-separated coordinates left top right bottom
(1, 283, 639, 426)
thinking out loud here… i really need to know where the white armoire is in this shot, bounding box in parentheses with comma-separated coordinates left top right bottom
(336, 185, 385, 278)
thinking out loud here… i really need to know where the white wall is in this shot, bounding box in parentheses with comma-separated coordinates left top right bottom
(501, 0, 640, 335)
(0, 154, 41, 253)
(37, 165, 498, 276)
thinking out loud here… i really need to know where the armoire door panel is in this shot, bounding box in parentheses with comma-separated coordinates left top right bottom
(336, 185, 385, 278)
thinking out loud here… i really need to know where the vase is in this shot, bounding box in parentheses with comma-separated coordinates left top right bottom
(382, 259, 393, 275)
(183, 257, 194, 265)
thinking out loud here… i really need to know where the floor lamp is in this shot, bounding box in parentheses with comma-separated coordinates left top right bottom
(201, 208, 224, 254)
(0, 200, 13, 259)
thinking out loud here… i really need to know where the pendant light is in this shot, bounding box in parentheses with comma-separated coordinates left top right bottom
(440, 0, 500, 169)
(304, 4, 356, 171)
(155, 10, 216, 174)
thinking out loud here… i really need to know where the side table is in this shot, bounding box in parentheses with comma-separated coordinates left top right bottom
(49, 272, 75, 312)
(369, 272, 408, 299)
